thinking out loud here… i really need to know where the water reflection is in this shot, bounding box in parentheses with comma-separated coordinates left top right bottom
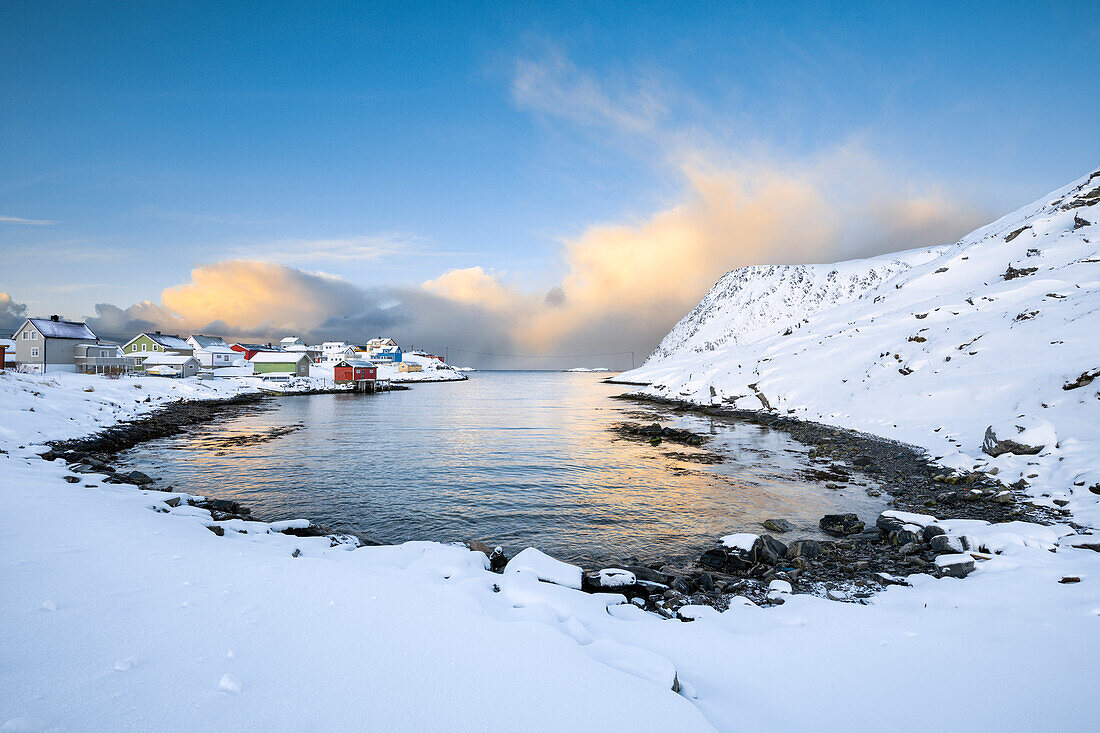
(122, 371, 887, 565)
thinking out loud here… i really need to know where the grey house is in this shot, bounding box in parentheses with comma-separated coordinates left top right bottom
(11, 316, 99, 373)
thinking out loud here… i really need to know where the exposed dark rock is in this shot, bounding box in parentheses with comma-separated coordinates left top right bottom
(937, 557, 974, 578)
(63, 476, 80, 483)
(982, 424, 1046, 457)
(125, 470, 154, 485)
(762, 518, 794, 533)
(819, 513, 865, 536)
(785, 539, 822, 560)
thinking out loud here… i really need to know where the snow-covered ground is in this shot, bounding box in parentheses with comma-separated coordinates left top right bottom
(621, 168, 1100, 525)
(3, 171, 1099, 731)
(2, 370, 1098, 730)
(378, 352, 468, 383)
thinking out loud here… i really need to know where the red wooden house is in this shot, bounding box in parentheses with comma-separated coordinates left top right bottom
(231, 343, 284, 360)
(333, 359, 377, 383)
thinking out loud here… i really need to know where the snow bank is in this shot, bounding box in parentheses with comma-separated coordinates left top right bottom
(505, 547, 584, 589)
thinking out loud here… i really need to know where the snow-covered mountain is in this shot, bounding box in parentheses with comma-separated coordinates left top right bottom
(621, 168, 1100, 524)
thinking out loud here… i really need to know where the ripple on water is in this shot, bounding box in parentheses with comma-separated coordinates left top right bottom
(120, 371, 888, 565)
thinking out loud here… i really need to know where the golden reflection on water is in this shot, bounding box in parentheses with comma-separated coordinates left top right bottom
(127, 372, 887, 564)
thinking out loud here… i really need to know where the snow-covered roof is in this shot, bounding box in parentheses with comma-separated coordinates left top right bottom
(235, 343, 284, 352)
(26, 318, 97, 340)
(336, 359, 375, 368)
(141, 354, 198, 365)
(280, 336, 303, 345)
(250, 351, 310, 363)
(144, 332, 191, 350)
(189, 334, 230, 349)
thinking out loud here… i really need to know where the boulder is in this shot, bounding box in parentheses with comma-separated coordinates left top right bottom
(930, 534, 968, 554)
(819, 513, 865, 536)
(488, 546, 507, 571)
(624, 565, 673, 586)
(125, 470, 154, 485)
(763, 518, 794, 533)
(921, 525, 946, 543)
(463, 540, 493, 556)
(594, 568, 637, 588)
(935, 554, 975, 578)
(982, 418, 1055, 457)
(758, 535, 788, 565)
(785, 539, 822, 560)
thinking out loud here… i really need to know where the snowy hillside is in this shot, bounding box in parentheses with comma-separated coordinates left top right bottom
(622, 168, 1100, 524)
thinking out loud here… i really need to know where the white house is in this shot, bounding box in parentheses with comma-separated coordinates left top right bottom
(280, 336, 305, 348)
(11, 316, 99, 373)
(366, 337, 398, 351)
(321, 341, 356, 362)
(137, 353, 201, 378)
(186, 334, 236, 368)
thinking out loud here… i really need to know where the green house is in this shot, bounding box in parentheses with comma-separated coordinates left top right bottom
(249, 351, 311, 376)
(122, 332, 194, 359)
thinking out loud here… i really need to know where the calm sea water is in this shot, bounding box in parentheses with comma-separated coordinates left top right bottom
(121, 371, 886, 565)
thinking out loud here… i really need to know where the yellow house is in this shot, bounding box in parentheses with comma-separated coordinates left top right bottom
(398, 361, 423, 373)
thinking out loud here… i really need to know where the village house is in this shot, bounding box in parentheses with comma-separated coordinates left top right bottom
(249, 351, 311, 376)
(74, 343, 136, 375)
(140, 353, 201, 378)
(397, 361, 423, 373)
(230, 342, 284, 360)
(186, 334, 236, 368)
(280, 336, 304, 349)
(321, 341, 356, 361)
(365, 337, 403, 363)
(122, 331, 194, 358)
(11, 316, 99, 373)
(333, 358, 377, 383)
(0, 338, 13, 369)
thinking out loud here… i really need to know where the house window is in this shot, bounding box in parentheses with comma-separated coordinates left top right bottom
(31, 347, 39, 357)
(22, 331, 28, 340)
(142, 344, 147, 351)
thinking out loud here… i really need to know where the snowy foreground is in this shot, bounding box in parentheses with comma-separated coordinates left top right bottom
(1, 384, 1098, 729)
(4, 168, 1100, 729)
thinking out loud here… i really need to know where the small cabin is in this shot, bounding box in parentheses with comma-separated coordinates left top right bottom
(250, 351, 311, 376)
(333, 359, 377, 383)
(397, 361, 423, 373)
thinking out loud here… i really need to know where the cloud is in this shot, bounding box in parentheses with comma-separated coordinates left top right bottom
(82, 261, 521, 364)
(81, 53, 990, 368)
(0, 215, 56, 225)
(413, 147, 985, 361)
(232, 234, 422, 264)
(0, 292, 29, 334)
(422, 267, 519, 310)
(512, 52, 668, 136)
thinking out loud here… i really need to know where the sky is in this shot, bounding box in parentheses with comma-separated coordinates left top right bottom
(1, 1, 1098, 368)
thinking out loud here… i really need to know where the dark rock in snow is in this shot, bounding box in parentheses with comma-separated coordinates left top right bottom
(982, 425, 1046, 457)
(63, 476, 80, 483)
(938, 557, 975, 578)
(921, 525, 946, 543)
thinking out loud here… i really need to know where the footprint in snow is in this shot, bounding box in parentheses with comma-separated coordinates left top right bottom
(113, 657, 137, 672)
(218, 674, 242, 694)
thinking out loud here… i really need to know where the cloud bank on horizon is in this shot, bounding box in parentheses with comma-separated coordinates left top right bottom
(4, 54, 989, 367)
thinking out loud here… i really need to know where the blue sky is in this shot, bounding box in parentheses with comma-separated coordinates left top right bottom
(1, 1, 1097, 362)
